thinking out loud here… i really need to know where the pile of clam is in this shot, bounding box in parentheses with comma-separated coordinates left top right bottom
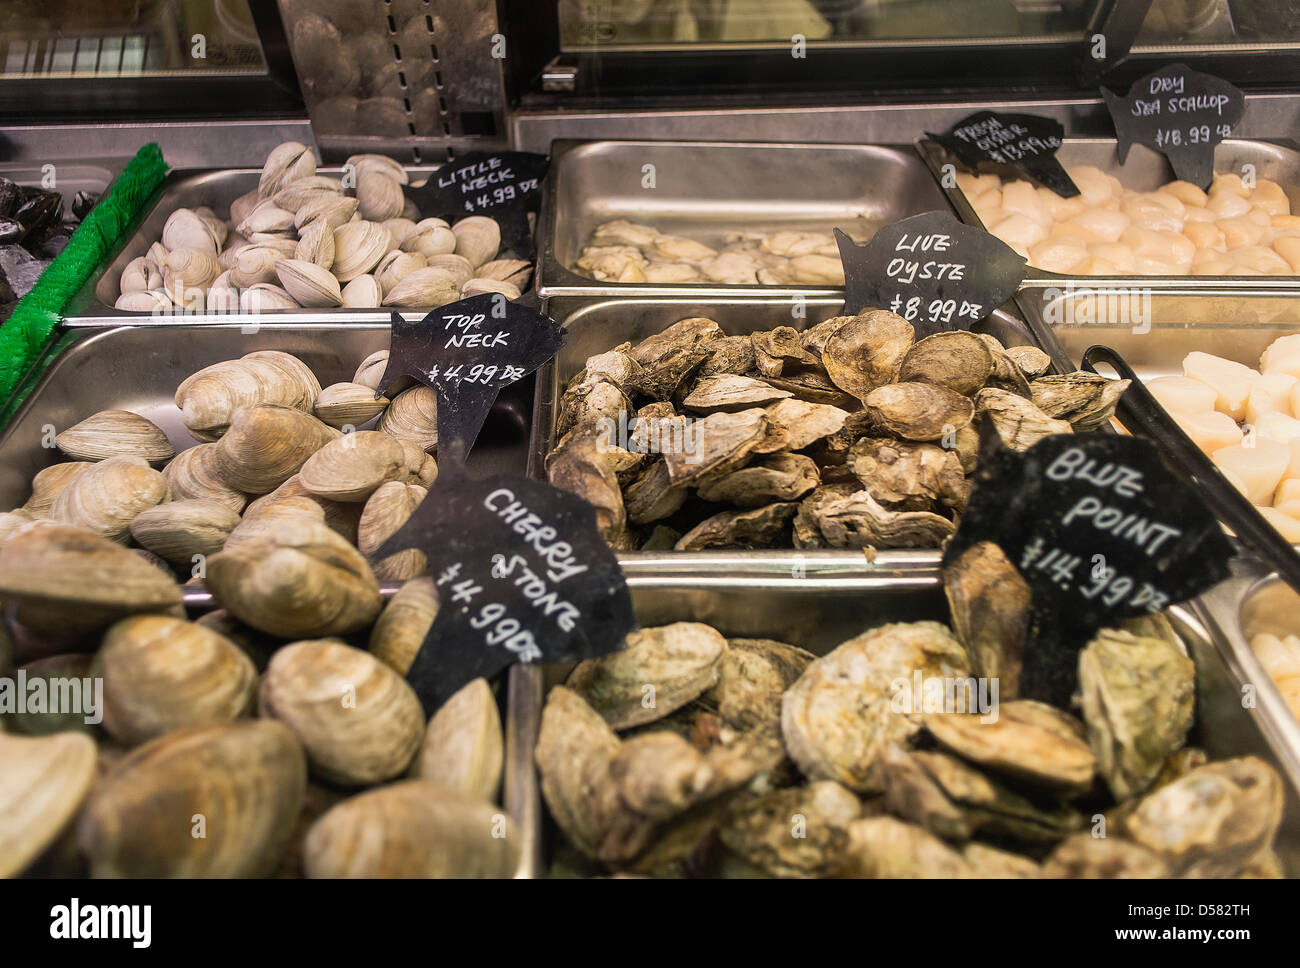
(548, 309, 1128, 550)
(115, 141, 532, 313)
(0, 353, 524, 877)
(535, 549, 1285, 877)
(575, 219, 862, 286)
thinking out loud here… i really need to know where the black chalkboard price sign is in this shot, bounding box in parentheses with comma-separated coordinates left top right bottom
(1102, 63, 1245, 190)
(370, 300, 633, 714)
(376, 474, 635, 714)
(944, 424, 1233, 707)
(374, 293, 564, 468)
(928, 110, 1081, 198)
(406, 150, 550, 257)
(835, 211, 1026, 337)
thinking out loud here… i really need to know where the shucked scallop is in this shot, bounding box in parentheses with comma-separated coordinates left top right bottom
(1212, 440, 1289, 505)
(1183, 351, 1260, 420)
(1172, 410, 1242, 454)
(1145, 375, 1219, 415)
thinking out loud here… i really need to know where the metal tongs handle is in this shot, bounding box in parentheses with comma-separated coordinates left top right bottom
(1081, 343, 1300, 596)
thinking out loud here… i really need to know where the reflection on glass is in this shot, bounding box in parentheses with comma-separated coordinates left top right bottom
(1135, 0, 1300, 46)
(0, 0, 266, 78)
(558, 0, 1096, 48)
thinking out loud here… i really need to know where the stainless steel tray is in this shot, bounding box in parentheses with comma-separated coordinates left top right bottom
(1195, 563, 1300, 795)
(528, 294, 1043, 569)
(0, 323, 533, 510)
(537, 139, 954, 298)
(918, 137, 1300, 335)
(508, 569, 1300, 877)
(61, 166, 458, 325)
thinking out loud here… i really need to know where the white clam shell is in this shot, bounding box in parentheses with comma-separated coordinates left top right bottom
(276, 259, 343, 308)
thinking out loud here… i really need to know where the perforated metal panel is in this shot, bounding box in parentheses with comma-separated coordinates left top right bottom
(276, 0, 510, 164)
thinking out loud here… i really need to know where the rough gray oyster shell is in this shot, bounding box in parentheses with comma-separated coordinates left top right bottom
(566, 622, 728, 730)
(850, 437, 968, 512)
(1077, 628, 1195, 800)
(836, 816, 972, 878)
(1042, 832, 1169, 878)
(780, 621, 970, 793)
(924, 700, 1097, 795)
(942, 541, 1031, 697)
(821, 309, 914, 403)
(898, 331, 994, 396)
(863, 383, 975, 442)
(719, 781, 862, 878)
(1123, 756, 1283, 877)
(674, 501, 798, 551)
(1030, 372, 1130, 432)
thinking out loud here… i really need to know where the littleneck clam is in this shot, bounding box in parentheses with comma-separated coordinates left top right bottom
(128, 498, 242, 564)
(78, 721, 306, 877)
(205, 520, 383, 637)
(368, 576, 438, 675)
(303, 780, 518, 878)
(0, 524, 183, 635)
(55, 410, 174, 464)
(0, 731, 97, 878)
(298, 430, 406, 502)
(415, 678, 503, 802)
(258, 639, 424, 786)
(50, 456, 169, 543)
(119, 142, 531, 313)
(96, 615, 257, 745)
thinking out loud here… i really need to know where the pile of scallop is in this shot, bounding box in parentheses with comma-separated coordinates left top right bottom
(957, 167, 1300, 276)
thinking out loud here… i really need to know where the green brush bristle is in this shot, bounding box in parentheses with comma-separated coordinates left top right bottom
(0, 142, 169, 406)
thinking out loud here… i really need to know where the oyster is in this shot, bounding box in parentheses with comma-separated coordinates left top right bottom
(880, 749, 1082, 845)
(780, 621, 970, 793)
(718, 781, 862, 878)
(1030, 372, 1130, 431)
(962, 843, 1042, 878)
(942, 541, 1031, 696)
(974, 388, 1073, 450)
(1043, 832, 1169, 878)
(627, 316, 720, 400)
(864, 382, 975, 442)
(566, 622, 727, 729)
(1123, 757, 1283, 877)
(925, 700, 1097, 795)
(681, 374, 792, 413)
(836, 815, 972, 878)
(751, 326, 820, 378)
(556, 378, 632, 439)
(821, 309, 914, 403)
(674, 501, 798, 550)
(898, 331, 995, 396)
(850, 437, 967, 512)
(1006, 345, 1052, 378)
(696, 454, 820, 507)
(760, 399, 849, 451)
(805, 488, 956, 549)
(624, 461, 689, 525)
(663, 408, 768, 487)
(698, 335, 757, 379)
(1077, 628, 1195, 800)
(547, 423, 628, 544)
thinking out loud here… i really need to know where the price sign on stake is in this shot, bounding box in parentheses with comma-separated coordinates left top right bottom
(374, 293, 564, 469)
(928, 110, 1080, 198)
(405, 150, 549, 258)
(944, 424, 1233, 707)
(836, 211, 1026, 337)
(376, 474, 635, 714)
(1103, 63, 1245, 190)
